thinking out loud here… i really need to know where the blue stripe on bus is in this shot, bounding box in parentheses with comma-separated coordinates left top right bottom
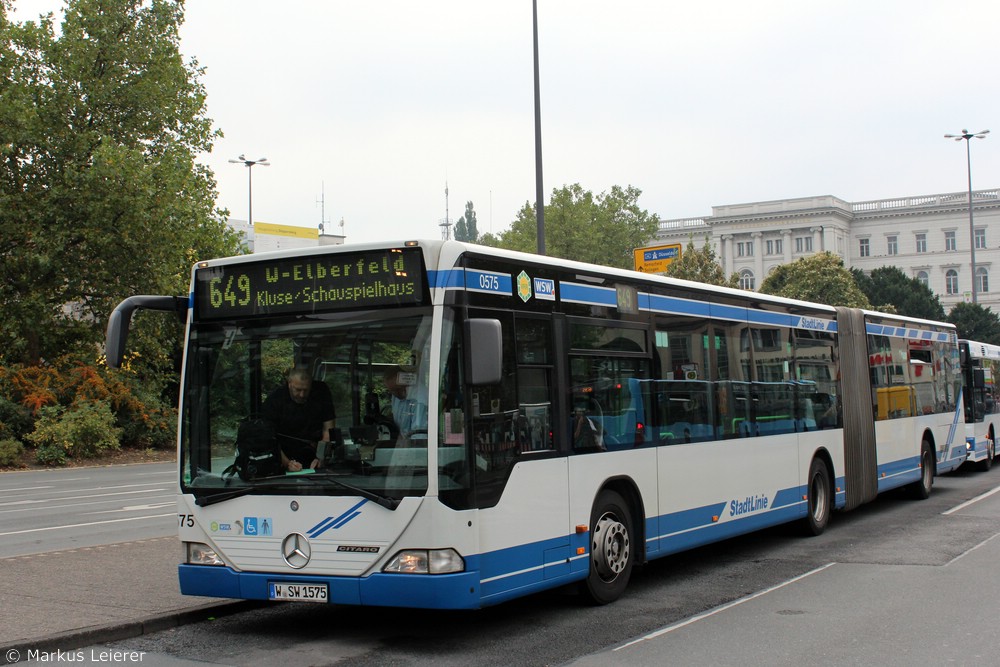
(642, 293, 837, 333)
(867, 323, 951, 341)
(874, 454, 922, 491)
(560, 282, 617, 306)
(643, 293, 711, 317)
(428, 268, 464, 290)
(432, 269, 942, 340)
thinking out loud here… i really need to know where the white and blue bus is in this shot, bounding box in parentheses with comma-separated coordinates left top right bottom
(106, 240, 966, 608)
(960, 339, 1000, 470)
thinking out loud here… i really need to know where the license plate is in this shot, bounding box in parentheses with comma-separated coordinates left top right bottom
(268, 582, 329, 602)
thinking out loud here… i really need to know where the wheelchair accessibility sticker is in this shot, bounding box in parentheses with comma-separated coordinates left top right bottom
(243, 517, 273, 536)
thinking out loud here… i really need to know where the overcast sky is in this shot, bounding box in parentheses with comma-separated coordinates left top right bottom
(11, 1, 1000, 244)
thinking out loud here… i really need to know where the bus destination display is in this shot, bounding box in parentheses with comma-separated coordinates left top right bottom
(194, 248, 425, 319)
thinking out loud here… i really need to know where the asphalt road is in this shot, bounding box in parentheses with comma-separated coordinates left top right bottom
(5, 461, 1000, 666)
(0, 462, 176, 558)
(75, 465, 1000, 667)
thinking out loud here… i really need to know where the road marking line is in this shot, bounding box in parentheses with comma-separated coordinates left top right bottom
(0, 513, 175, 537)
(942, 484, 1000, 515)
(613, 563, 837, 652)
(945, 531, 1000, 566)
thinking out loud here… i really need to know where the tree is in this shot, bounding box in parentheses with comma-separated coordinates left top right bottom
(851, 266, 945, 320)
(664, 236, 739, 288)
(948, 303, 1000, 344)
(759, 252, 871, 308)
(0, 0, 241, 366)
(495, 184, 659, 270)
(453, 201, 479, 243)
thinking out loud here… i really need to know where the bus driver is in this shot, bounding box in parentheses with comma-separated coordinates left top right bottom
(260, 368, 336, 471)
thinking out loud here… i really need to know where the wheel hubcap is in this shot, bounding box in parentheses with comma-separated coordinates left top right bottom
(593, 513, 630, 582)
(812, 474, 828, 522)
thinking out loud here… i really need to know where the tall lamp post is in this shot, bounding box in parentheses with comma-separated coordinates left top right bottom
(532, 0, 545, 255)
(228, 154, 270, 227)
(944, 129, 989, 304)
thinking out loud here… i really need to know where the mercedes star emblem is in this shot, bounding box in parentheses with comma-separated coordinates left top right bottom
(281, 532, 311, 569)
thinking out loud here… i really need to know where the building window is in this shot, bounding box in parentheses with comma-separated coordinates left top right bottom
(859, 238, 870, 257)
(945, 231, 956, 252)
(975, 228, 986, 250)
(887, 236, 898, 256)
(765, 239, 783, 256)
(739, 269, 755, 290)
(977, 267, 989, 293)
(916, 271, 929, 287)
(915, 233, 927, 254)
(795, 236, 812, 253)
(946, 269, 959, 295)
(737, 241, 754, 257)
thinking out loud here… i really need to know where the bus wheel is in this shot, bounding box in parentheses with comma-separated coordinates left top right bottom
(908, 440, 934, 500)
(802, 457, 831, 536)
(977, 439, 994, 472)
(582, 490, 634, 605)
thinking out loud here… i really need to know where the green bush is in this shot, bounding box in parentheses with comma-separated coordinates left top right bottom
(0, 438, 24, 466)
(35, 443, 67, 466)
(26, 401, 122, 462)
(0, 397, 34, 441)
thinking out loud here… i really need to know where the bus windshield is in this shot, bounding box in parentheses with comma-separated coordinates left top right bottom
(180, 308, 443, 503)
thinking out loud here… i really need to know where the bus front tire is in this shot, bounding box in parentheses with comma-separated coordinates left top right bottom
(582, 490, 634, 605)
(802, 457, 831, 536)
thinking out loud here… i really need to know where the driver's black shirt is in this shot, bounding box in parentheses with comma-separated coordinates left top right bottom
(260, 382, 335, 464)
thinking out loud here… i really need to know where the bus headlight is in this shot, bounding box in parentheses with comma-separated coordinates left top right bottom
(185, 542, 225, 566)
(383, 548, 464, 574)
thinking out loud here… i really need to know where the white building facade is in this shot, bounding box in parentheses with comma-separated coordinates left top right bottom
(654, 189, 1000, 312)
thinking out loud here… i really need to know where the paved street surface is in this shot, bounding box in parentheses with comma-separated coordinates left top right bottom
(571, 505, 1000, 667)
(3, 462, 1000, 666)
(0, 462, 250, 663)
(0, 535, 248, 659)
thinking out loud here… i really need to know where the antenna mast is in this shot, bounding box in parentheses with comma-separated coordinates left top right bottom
(316, 182, 331, 233)
(440, 181, 452, 240)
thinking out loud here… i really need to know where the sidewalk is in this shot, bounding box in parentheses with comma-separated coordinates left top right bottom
(0, 536, 256, 663)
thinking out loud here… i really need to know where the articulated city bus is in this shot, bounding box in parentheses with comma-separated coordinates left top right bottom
(959, 339, 1000, 470)
(106, 240, 966, 608)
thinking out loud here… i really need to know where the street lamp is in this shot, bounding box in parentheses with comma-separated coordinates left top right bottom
(228, 154, 270, 227)
(944, 129, 989, 304)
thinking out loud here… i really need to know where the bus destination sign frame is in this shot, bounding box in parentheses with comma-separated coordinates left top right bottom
(194, 247, 426, 320)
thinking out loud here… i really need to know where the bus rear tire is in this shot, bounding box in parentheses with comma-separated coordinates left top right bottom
(908, 440, 934, 500)
(976, 439, 994, 472)
(582, 490, 634, 605)
(802, 457, 831, 536)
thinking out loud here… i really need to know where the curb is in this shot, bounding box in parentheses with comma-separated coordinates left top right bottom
(1, 600, 262, 665)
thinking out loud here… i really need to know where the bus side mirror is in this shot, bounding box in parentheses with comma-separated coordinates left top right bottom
(105, 295, 187, 368)
(466, 318, 502, 385)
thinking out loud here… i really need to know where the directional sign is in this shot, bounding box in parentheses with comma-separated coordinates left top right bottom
(634, 243, 682, 274)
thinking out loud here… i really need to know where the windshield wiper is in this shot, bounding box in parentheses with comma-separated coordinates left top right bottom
(319, 475, 400, 510)
(193, 474, 399, 510)
(193, 475, 288, 507)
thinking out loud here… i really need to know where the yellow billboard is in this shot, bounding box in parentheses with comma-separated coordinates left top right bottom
(634, 243, 682, 273)
(254, 222, 318, 240)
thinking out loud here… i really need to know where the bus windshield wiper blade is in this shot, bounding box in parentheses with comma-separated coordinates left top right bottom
(194, 475, 399, 510)
(194, 475, 289, 507)
(310, 475, 399, 510)
(195, 486, 252, 507)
